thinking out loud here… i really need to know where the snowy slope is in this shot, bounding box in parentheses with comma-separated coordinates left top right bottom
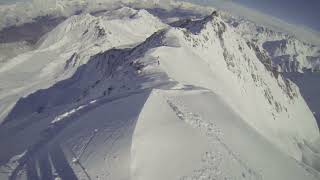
(0, 2, 319, 180)
(227, 17, 320, 73)
(0, 7, 166, 123)
(132, 89, 319, 180)
(220, 11, 320, 125)
(155, 14, 319, 159)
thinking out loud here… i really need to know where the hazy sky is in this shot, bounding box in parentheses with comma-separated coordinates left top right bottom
(236, 0, 320, 31)
(189, 0, 320, 31)
(0, 0, 319, 31)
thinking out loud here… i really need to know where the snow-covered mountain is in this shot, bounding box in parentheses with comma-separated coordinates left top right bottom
(0, 1, 320, 180)
(188, 0, 320, 46)
(224, 15, 320, 73)
(221, 11, 320, 128)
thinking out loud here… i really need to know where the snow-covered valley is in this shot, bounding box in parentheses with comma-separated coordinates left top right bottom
(0, 1, 319, 180)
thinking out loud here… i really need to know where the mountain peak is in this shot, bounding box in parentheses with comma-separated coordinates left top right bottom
(169, 10, 223, 35)
(0, 2, 320, 180)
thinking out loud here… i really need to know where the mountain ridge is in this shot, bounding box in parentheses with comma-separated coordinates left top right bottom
(0, 3, 319, 180)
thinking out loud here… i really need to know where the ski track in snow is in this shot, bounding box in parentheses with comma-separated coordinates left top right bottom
(7, 90, 147, 180)
(0, 3, 319, 179)
(165, 93, 263, 180)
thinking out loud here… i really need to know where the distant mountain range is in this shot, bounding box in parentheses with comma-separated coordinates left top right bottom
(0, 1, 319, 180)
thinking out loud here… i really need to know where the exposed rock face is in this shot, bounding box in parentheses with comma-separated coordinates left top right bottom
(0, 2, 319, 180)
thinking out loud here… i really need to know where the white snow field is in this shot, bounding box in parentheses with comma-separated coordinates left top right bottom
(0, 1, 320, 180)
(0, 7, 166, 123)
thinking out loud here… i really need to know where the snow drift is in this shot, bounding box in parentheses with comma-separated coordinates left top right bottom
(0, 2, 319, 180)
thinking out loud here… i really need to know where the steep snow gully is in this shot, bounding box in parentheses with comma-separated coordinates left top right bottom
(0, 3, 320, 180)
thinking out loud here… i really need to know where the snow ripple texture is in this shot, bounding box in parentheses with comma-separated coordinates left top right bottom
(166, 95, 263, 180)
